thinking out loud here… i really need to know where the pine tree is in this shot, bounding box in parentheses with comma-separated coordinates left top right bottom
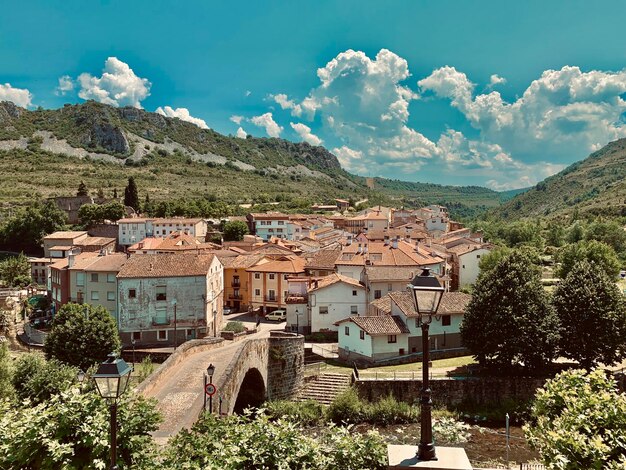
(76, 181, 88, 197)
(124, 177, 139, 211)
(113, 188, 118, 199)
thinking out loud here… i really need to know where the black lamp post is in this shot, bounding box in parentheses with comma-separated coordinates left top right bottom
(204, 363, 215, 413)
(213, 309, 217, 337)
(295, 308, 299, 334)
(93, 354, 132, 470)
(408, 268, 444, 461)
(172, 299, 178, 350)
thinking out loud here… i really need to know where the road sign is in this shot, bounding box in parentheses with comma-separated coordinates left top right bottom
(205, 382, 217, 396)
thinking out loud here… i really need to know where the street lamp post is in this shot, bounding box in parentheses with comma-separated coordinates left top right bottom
(295, 308, 299, 334)
(408, 268, 444, 462)
(213, 309, 217, 337)
(172, 299, 178, 350)
(93, 354, 132, 470)
(131, 339, 136, 369)
(205, 363, 215, 413)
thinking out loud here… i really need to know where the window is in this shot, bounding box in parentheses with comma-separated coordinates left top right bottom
(269, 273, 275, 280)
(284, 274, 289, 280)
(277, 221, 284, 225)
(132, 331, 141, 341)
(350, 305, 358, 314)
(107, 274, 115, 283)
(91, 291, 99, 301)
(107, 291, 115, 301)
(352, 290, 357, 296)
(476, 254, 481, 259)
(277, 228, 283, 233)
(388, 335, 397, 343)
(254, 273, 261, 279)
(158, 330, 167, 341)
(128, 289, 136, 299)
(360, 330, 365, 340)
(462, 265, 465, 269)
(319, 306, 329, 314)
(156, 286, 167, 301)
(268, 289, 276, 300)
(374, 290, 382, 299)
(255, 289, 261, 296)
(345, 326, 350, 336)
(91, 273, 98, 282)
(76, 272, 85, 287)
(387, 283, 392, 292)
(441, 315, 451, 326)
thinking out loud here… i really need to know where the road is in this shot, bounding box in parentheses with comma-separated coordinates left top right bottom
(145, 312, 284, 445)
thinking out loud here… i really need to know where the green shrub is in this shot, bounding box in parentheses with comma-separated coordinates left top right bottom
(265, 399, 325, 426)
(367, 395, 418, 425)
(135, 356, 155, 383)
(12, 353, 78, 404)
(223, 321, 246, 333)
(326, 388, 366, 424)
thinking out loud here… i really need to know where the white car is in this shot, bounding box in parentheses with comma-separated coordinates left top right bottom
(265, 309, 287, 321)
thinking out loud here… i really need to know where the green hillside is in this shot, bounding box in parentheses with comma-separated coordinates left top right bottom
(0, 101, 502, 218)
(495, 139, 626, 220)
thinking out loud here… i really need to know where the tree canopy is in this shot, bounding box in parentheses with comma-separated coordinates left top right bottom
(555, 239, 620, 279)
(552, 260, 626, 369)
(78, 201, 126, 226)
(0, 253, 31, 287)
(460, 250, 560, 369)
(124, 176, 140, 211)
(222, 220, 249, 241)
(0, 200, 68, 253)
(44, 303, 120, 371)
(525, 369, 626, 469)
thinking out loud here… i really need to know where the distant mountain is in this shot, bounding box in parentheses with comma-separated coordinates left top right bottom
(494, 139, 626, 220)
(0, 101, 502, 217)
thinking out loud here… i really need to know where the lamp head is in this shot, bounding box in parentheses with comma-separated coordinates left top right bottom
(207, 363, 215, 377)
(92, 353, 132, 401)
(408, 268, 444, 322)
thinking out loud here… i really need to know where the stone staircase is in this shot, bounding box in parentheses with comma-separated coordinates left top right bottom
(296, 373, 352, 405)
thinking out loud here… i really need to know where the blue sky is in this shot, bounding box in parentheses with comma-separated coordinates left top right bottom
(2, 1, 626, 190)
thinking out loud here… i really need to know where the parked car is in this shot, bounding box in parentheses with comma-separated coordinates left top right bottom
(265, 309, 287, 322)
(223, 306, 233, 315)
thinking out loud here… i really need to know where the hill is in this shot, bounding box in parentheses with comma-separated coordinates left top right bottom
(495, 139, 626, 220)
(0, 101, 502, 218)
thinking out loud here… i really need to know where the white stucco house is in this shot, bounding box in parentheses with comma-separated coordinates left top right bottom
(448, 244, 491, 290)
(307, 273, 366, 333)
(335, 315, 410, 361)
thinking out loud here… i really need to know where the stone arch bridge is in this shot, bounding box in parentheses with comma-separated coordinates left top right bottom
(137, 331, 304, 443)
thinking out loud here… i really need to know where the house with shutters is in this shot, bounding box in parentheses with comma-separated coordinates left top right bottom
(246, 255, 306, 314)
(116, 252, 223, 346)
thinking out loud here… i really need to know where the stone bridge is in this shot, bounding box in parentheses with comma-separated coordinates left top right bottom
(137, 330, 304, 443)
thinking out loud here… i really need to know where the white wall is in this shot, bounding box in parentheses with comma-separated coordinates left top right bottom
(459, 248, 490, 287)
(309, 282, 366, 332)
(338, 322, 373, 357)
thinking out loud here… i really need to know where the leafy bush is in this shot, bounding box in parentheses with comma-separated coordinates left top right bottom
(326, 388, 366, 424)
(135, 356, 155, 383)
(265, 399, 325, 426)
(162, 411, 387, 470)
(13, 353, 78, 404)
(366, 395, 418, 425)
(223, 321, 246, 333)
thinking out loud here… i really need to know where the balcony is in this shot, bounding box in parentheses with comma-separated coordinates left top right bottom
(264, 295, 278, 302)
(286, 293, 308, 304)
(152, 317, 171, 326)
(228, 294, 243, 300)
(231, 280, 241, 287)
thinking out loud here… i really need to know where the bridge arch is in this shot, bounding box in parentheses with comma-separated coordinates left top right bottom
(233, 367, 266, 413)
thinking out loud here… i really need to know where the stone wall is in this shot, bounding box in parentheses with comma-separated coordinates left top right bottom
(354, 376, 547, 408)
(267, 332, 305, 400)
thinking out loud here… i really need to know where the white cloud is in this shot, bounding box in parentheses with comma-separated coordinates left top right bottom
(488, 74, 507, 87)
(272, 93, 302, 117)
(155, 106, 209, 129)
(332, 146, 363, 171)
(290, 122, 322, 145)
(236, 127, 247, 138)
(250, 112, 283, 137)
(0, 83, 32, 107)
(55, 75, 74, 96)
(419, 65, 626, 160)
(77, 57, 151, 108)
(230, 115, 244, 125)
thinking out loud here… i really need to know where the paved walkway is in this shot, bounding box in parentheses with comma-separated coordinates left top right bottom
(146, 314, 280, 445)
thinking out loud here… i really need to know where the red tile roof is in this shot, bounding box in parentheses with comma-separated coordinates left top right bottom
(336, 315, 410, 336)
(117, 253, 217, 278)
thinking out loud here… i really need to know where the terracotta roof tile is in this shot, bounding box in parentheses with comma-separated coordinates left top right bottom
(117, 253, 217, 278)
(336, 315, 409, 336)
(388, 291, 471, 317)
(309, 273, 363, 292)
(370, 296, 392, 314)
(365, 266, 420, 282)
(306, 248, 341, 270)
(246, 256, 306, 274)
(69, 253, 128, 272)
(43, 231, 88, 240)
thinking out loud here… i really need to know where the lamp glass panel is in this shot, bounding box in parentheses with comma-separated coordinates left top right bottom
(118, 372, 131, 395)
(413, 290, 442, 315)
(95, 376, 120, 399)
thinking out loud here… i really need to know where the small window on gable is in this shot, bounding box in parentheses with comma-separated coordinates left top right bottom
(319, 306, 329, 314)
(388, 335, 397, 343)
(156, 286, 167, 301)
(352, 290, 357, 296)
(442, 315, 451, 326)
(360, 330, 365, 340)
(345, 326, 350, 336)
(128, 289, 136, 299)
(91, 273, 98, 282)
(254, 273, 261, 279)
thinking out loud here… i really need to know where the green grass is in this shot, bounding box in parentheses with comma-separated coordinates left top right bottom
(321, 355, 476, 376)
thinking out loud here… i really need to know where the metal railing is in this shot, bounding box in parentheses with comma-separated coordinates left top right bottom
(228, 294, 243, 300)
(264, 295, 277, 302)
(231, 281, 241, 287)
(520, 464, 545, 470)
(152, 317, 171, 326)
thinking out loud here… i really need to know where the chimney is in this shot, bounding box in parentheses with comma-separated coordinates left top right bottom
(68, 250, 77, 268)
(384, 235, 389, 245)
(357, 243, 362, 254)
(347, 235, 353, 246)
(392, 237, 398, 249)
(405, 234, 411, 242)
(363, 243, 368, 254)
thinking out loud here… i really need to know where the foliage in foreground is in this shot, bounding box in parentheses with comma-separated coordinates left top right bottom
(525, 369, 626, 469)
(12, 353, 79, 404)
(162, 411, 387, 470)
(0, 389, 162, 470)
(0, 252, 31, 287)
(44, 303, 121, 371)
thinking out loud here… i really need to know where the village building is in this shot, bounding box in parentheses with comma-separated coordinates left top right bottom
(118, 217, 207, 247)
(221, 253, 267, 313)
(247, 255, 306, 314)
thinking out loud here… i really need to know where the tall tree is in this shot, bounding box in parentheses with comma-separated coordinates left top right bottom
(555, 239, 620, 279)
(460, 250, 560, 369)
(223, 220, 249, 241)
(525, 369, 626, 469)
(44, 303, 120, 371)
(552, 260, 626, 369)
(124, 176, 140, 211)
(0, 253, 31, 287)
(76, 181, 89, 197)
